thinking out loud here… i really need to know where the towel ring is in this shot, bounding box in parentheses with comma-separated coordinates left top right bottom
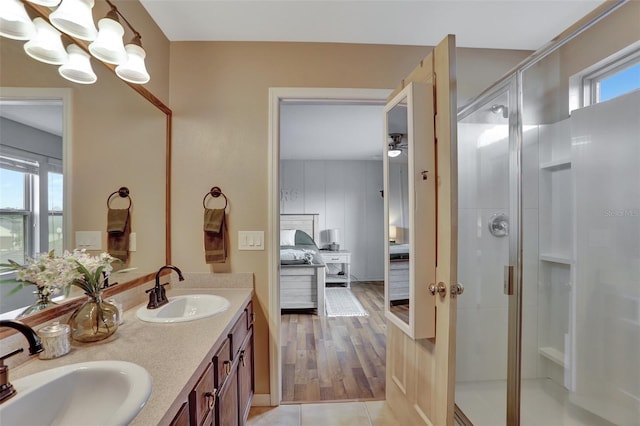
(203, 186, 228, 210)
(107, 186, 132, 209)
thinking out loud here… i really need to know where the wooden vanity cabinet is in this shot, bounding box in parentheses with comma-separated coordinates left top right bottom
(215, 300, 254, 426)
(172, 299, 254, 426)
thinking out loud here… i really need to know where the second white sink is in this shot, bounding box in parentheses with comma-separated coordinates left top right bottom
(136, 294, 230, 323)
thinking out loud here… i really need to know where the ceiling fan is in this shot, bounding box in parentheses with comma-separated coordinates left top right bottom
(388, 133, 407, 157)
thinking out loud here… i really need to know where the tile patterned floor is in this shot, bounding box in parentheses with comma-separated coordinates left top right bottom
(247, 401, 400, 426)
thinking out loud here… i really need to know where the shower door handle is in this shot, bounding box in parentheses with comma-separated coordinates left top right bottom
(504, 265, 514, 295)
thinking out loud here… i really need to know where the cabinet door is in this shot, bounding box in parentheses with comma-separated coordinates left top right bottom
(189, 363, 215, 426)
(238, 329, 254, 424)
(215, 362, 239, 426)
(170, 401, 190, 426)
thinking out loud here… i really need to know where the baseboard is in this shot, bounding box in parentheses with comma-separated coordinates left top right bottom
(251, 394, 271, 406)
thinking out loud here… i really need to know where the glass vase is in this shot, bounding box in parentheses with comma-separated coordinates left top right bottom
(17, 289, 58, 318)
(69, 293, 119, 343)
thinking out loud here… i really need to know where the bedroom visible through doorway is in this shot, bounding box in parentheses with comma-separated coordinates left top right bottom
(277, 96, 389, 404)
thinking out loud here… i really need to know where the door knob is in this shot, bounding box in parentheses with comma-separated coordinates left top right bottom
(451, 283, 464, 298)
(429, 282, 447, 297)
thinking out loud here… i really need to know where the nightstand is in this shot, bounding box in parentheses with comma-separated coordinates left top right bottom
(320, 250, 351, 288)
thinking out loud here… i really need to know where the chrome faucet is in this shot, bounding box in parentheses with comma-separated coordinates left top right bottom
(0, 320, 44, 403)
(146, 265, 184, 309)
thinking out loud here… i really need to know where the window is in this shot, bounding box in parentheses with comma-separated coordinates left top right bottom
(583, 47, 640, 106)
(0, 156, 37, 265)
(0, 149, 63, 265)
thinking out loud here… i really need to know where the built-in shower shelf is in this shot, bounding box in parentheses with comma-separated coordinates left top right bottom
(539, 347, 566, 367)
(540, 254, 573, 264)
(540, 159, 572, 171)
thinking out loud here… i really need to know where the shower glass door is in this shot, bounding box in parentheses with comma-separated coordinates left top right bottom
(455, 79, 517, 425)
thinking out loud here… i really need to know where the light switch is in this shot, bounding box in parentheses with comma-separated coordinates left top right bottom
(75, 231, 102, 250)
(239, 231, 264, 250)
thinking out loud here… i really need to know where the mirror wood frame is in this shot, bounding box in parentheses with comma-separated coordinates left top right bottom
(0, 3, 172, 335)
(383, 82, 436, 340)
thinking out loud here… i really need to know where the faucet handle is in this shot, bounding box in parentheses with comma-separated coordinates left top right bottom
(0, 349, 24, 362)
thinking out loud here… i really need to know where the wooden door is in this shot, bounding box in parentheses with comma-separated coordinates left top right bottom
(385, 35, 459, 426)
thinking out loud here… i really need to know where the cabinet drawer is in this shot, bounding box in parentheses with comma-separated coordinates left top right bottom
(229, 310, 248, 360)
(322, 253, 349, 263)
(213, 337, 232, 388)
(189, 363, 215, 426)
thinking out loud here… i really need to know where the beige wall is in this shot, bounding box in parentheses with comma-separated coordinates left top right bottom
(169, 41, 530, 395)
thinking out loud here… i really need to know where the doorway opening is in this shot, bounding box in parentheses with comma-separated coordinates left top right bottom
(268, 88, 391, 405)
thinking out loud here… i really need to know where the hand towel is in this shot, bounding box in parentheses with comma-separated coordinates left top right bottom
(107, 208, 130, 262)
(204, 208, 227, 263)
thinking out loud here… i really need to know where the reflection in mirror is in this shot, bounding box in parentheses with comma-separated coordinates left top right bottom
(383, 82, 436, 340)
(0, 29, 169, 319)
(386, 100, 410, 324)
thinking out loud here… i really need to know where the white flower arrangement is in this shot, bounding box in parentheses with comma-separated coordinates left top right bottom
(0, 249, 121, 298)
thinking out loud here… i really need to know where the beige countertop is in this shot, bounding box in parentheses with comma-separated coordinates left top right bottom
(9, 286, 253, 425)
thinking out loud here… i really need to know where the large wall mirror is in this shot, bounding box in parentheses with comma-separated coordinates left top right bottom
(383, 82, 436, 339)
(0, 20, 170, 322)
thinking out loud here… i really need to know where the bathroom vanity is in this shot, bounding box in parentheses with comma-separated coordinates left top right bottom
(5, 286, 254, 426)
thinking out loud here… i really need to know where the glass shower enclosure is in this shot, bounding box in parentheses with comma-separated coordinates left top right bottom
(454, 2, 639, 425)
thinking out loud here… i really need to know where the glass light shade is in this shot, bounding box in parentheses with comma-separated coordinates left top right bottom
(388, 149, 402, 158)
(24, 18, 69, 65)
(26, 0, 62, 6)
(50, 0, 97, 41)
(89, 16, 127, 64)
(0, 0, 35, 40)
(115, 43, 150, 84)
(58, 44, 97, 84)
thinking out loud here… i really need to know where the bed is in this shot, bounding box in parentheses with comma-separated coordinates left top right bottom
(280, 214, 326, 315)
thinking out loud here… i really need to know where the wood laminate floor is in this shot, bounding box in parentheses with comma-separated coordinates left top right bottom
(281, 281, 387, 403)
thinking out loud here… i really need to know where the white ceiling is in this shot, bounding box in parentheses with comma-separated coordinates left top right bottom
(0, 101, 63, 136)
(281, 103, 385, 161)
(139, 0, 604, 50)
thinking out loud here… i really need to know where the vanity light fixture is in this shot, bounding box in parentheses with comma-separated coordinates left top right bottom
(89, 4, 127, 64)
(58, 44, 97, 84)
(24, 17, 69, 65)
(49, 0, 98, 41)
(26, 0, 62, 6)
(0, 0, 35, 40)
(115, 34, 150, 84)
(1, 0, 152, 85)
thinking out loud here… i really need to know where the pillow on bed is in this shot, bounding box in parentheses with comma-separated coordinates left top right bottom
(280, 229, 296, 246)
(295, 230, 316, 246)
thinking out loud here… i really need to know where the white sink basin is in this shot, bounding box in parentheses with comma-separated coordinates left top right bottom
(0, 360, 151, 426)
(136, 294, 230, 323)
